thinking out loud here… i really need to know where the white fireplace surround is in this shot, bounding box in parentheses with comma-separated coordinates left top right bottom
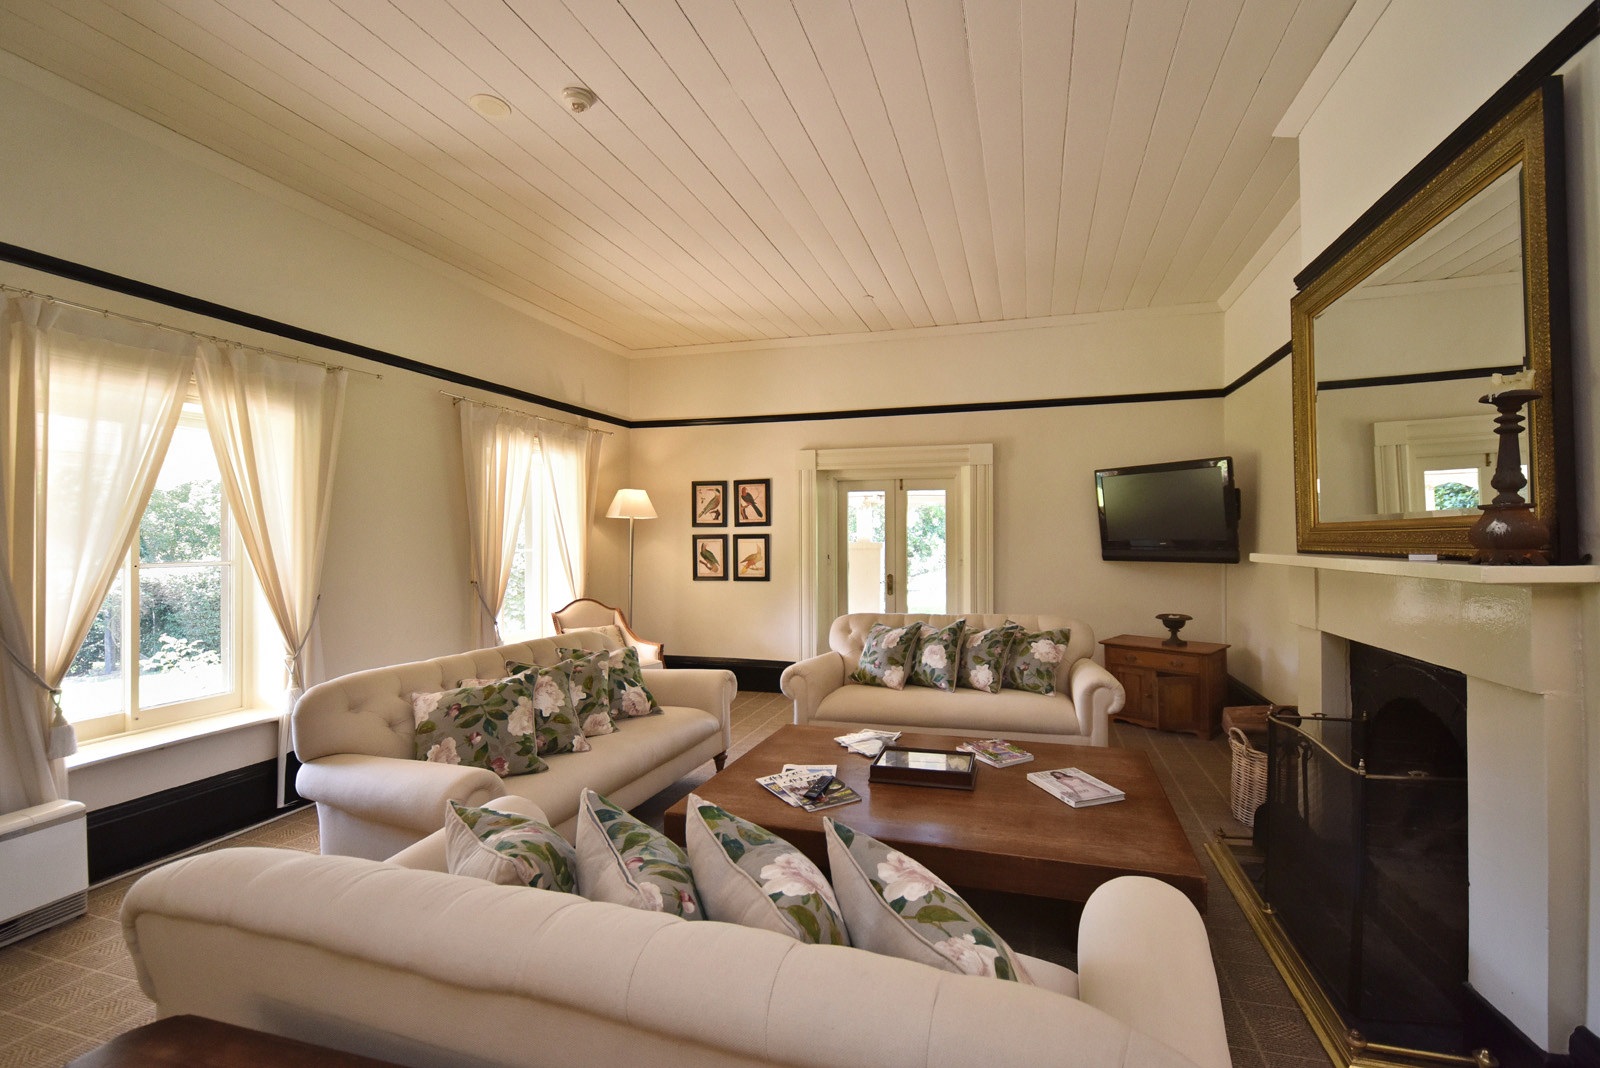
(1251, 553, 1600, 1052)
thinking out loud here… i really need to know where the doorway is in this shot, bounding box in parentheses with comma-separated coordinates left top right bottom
(838, 479, 953, 614)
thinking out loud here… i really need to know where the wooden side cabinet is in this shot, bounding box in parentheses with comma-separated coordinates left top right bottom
(1100, 634, 1229, 739)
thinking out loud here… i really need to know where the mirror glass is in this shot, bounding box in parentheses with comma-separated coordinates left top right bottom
(1313, 166, 1525, 523)
(1291, 81, 1573, 561)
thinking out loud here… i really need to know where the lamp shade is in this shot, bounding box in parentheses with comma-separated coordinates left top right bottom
(606, 488, 657, 520)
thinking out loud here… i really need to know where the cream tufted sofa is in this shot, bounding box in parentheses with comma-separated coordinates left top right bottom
(781, 613, 1124, 747)
(292, 629, 735, 860)
(122, 810, 1231, 1068)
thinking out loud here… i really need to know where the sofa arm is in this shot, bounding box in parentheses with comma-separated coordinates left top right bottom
(296, 754, 504, 840)
(1069, 657, 1126, 747)
(780, 652, 847, 725)
(641, 667, 736, 751)
(1076, 875, 1230, 1068)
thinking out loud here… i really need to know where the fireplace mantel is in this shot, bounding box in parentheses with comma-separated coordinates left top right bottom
(1247, 549, 1594, 1053)
(1251, 552, 1600, 585)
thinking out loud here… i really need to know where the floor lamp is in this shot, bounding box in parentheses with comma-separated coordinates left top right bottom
(606, 488, 656, 623)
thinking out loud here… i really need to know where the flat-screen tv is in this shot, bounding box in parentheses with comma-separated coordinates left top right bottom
(1095, 456, 1241, 563)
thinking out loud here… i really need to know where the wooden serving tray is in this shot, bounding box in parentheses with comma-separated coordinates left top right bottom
(869, 745, 977, 790)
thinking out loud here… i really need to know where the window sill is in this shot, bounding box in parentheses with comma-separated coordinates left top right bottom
(66, 707, 284, 771)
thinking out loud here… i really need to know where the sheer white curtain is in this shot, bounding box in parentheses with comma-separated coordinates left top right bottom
(459, 402, 536, 646)
(194, 343, 346, 704)
(0, 296, 193, 812)
(535, 419, 604, 610)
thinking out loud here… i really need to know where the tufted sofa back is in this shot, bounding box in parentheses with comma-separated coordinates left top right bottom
(827, 613, 1094, 693)
(292, 630, 616, 764)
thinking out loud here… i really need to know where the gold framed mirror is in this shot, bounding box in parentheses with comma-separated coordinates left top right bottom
(1292, 80, 1574, 561)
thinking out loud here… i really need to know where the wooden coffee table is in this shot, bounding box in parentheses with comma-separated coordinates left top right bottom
(663, 724, 1206, 910)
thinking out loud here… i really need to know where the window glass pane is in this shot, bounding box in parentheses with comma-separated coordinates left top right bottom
(137, 565, 227, 707)
(845, 490, 886, 613)
(140, 416, 222, 563)
(62, 575, 125, 723)
(905, 489, 947, 614)
(499, 520, 531, 640)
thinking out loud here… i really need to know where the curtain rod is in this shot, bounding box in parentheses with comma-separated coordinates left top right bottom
(440, 391, 613, 436)
(0, 283, 382, 380)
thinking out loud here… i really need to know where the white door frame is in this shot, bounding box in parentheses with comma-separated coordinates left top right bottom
(796, 443, 993, 658)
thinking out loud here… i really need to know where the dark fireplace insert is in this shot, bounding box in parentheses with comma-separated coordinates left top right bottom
(1259, 642, 1468, 1052)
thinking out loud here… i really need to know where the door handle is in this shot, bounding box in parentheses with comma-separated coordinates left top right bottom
(886, 572, 895, 596)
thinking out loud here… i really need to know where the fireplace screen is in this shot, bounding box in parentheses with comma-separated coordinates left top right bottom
(1262, 653, 1468, 1050)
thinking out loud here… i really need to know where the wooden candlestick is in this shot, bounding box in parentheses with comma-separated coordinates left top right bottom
(1468, 388, 1549, 565)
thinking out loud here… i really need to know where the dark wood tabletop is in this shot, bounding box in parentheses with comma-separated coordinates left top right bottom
(67, 1015, 402, 1067)
(663, 724, 1206, 910)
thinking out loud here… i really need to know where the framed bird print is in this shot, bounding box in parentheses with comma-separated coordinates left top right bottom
(692, 481, 726, 527)
(693, 534, 728, 580)
(733, 479, 771, 526)
(733, 534, 770, 581)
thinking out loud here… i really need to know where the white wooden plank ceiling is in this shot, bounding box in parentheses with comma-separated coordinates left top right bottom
(0, 0, 1356, 353)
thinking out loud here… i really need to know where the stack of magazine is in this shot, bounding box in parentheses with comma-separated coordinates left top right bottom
(1027, 766, 1126, 808)
(956, 738, 1034, 767)
(757, 764, 863, 812)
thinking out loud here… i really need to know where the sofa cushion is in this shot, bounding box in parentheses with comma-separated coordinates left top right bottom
(1004, 626, 1073, 695)
(563, 649, 617, 737)
(909, 619, 964, 692)
(410, 679, 549, 777)
(606, 646, 662, 719)
(522, 662, 590, 755)
(824, 818, 1027, 982)
(685, 795, 849, 945)
(958, 624, 1019, 693)
(444, 800, 577, 891)
(575, 789, 703, 919)
(850, 622, 919, 690)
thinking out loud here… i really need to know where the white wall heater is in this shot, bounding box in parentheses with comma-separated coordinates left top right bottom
(0, 799, 88, 947)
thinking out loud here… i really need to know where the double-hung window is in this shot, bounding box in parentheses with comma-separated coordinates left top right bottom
(62, 398, 250, 741)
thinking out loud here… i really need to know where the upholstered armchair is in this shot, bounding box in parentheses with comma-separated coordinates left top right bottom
(550, 597, 664, 666)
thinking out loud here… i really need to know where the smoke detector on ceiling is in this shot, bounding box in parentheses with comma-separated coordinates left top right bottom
(562, 86, 598, 114)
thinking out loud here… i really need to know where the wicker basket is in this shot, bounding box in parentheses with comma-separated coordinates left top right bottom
(1228, 726, 1268, 827)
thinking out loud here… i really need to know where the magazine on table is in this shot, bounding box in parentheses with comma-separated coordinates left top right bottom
(1027, 766, 1126, 808)
(756, 767, 861, 810)
(956, 738, 1034, 767)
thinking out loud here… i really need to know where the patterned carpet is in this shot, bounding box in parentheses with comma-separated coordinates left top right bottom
(0, 690, 1324, 1067)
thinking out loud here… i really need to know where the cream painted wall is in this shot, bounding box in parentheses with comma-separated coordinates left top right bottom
(1221, 228, 1300, 703)
(1297, 0, 1593, 260)
(629, 305, 1223, 420)
(628, 396, 1229, 663)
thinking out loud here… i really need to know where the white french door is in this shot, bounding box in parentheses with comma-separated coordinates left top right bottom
(837, 478, 953, 614)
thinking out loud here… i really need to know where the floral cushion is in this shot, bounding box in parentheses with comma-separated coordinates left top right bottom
(823, 819, 1028, 982)
(850, 622, 919, 690)
(957, 624, 1020, 694)
(604, 646, 661, 719)
(444, 801, 577, 892)
(411, 679, 549, 776)
(563, 649, 616, 737)
(575, 789, 702, 919)
(1003, 626, 1073, 695)
(685, 794, 848, 945)
(908, 619, 965, 692)
(521, 662, 589, 755)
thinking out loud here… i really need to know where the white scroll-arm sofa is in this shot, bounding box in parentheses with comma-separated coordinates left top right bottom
(292, 629, 735, 860)
(121, 831, 1232, 1068)
(782, 613, 1125, 746)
